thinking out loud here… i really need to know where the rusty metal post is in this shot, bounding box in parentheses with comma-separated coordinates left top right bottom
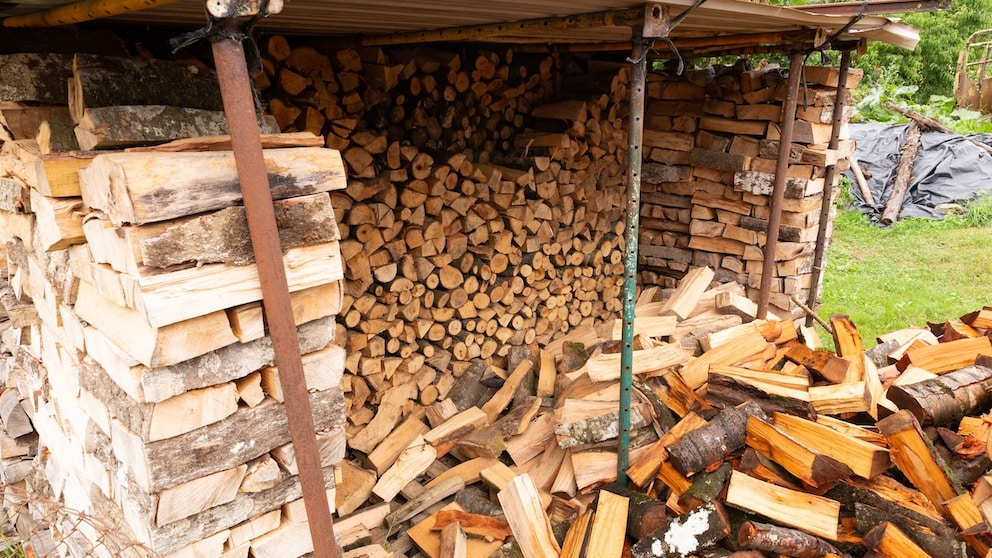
(806, 49, 852, 327)
(211, 23, 338, 558)
(757, 51, 805, 319)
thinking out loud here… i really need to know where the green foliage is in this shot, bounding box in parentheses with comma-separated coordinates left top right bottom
(0, 540, 25, 558)
(853, 0, 992, 102)
(853, 81, 992, 134)
(768, 0, 992, 102)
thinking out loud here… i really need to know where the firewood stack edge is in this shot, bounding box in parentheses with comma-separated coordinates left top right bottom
(3, 31, 991, 558)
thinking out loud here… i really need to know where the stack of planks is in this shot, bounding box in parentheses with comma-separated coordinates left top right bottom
(0, 118, 352, 555)
(637, 63, 860, 315)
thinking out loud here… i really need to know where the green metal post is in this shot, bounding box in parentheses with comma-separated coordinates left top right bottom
(618, 29, 650, 486)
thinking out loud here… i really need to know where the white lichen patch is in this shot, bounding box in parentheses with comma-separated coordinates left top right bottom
(663, 507, 711, 557)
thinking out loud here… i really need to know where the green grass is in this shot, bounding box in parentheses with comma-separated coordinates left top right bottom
(816, 196, 992, 345)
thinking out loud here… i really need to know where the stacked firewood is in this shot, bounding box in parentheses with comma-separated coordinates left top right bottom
(252, 40, 640, 442)
(637, 63, 860, 313)
(0, 50, 352, 556)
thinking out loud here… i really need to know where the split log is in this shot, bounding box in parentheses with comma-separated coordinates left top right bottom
(725, 471, 841, 540)
(886, 365, 992, 426)
(737, 521, 840, 558)
(78, 147, 346, 226)
(772, 412, 890, 480)
(862, 521, 933, 558)
(585, 490, 628, 558)
(745, 414, 853, 488)
(74, 105, 279, 150)
(667, 401, 766, 476)
(876, 410, 962, 515)
(0, 53, 74, 104)
(71, 54, 223, 120)
(497, 474, 561, 558)
(880, 121, 921, 226)
(897, 336, 992, 374)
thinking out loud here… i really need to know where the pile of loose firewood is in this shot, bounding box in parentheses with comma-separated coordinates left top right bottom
(330, 269, 992, 558)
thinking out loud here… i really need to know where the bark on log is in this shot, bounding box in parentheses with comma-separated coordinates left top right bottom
(880, 121, 921, 226)
(737, 521, 841, 558)
(885, 101, 992, 156)
(667, 401, 767, 476)
(71, 54, 224, 120)
(886, 365, 992, 427)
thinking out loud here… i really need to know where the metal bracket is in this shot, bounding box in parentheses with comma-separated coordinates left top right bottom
(206, 0, 283, 19)
(642, 3, 670, 38)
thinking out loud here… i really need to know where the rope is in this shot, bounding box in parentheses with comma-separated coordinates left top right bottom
(169, 0, 271, 112)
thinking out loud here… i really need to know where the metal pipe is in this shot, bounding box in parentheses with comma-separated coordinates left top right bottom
(757, 51, 805, 318)
(617, 28, 650, 486)
(211, 24, 338, 558)
(806, 50, 852, 328)
(3, 0, 182, 27)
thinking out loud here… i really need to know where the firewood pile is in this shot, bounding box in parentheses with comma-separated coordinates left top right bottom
(5, 29, 975, 558)
(321, 263, 992, 558)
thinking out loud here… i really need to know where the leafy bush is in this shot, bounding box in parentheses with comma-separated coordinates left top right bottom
(853, 82, 992, 135)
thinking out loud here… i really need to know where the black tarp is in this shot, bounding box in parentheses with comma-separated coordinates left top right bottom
(846, 123, 992, 220)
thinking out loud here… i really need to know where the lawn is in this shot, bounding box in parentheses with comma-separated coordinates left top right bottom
(815, 201, 992, 345)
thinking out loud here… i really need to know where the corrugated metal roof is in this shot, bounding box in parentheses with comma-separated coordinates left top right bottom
(0, 0, 920, 51)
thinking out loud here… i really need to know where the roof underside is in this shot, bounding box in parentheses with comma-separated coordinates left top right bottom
(0, 0, 920, 52)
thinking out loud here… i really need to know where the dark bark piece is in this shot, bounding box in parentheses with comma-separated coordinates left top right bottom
(600, 482, 669, 540)
(631, 502, 730, 558)
(865, 339, 901, 368)
(446, 359, 497, 411)
(667, 401, 767, 476)
(71, 54, 223, 117)
(0, 53, 74, 104)
(74, 105, 279, 150)
(854, 503, 966, 558)
(678, 462, 732, 509)
(737, 521, 840, 558)
(783, 340, 850, 384)
(138, 192, 339, 268)
(705, 373, 816, 420)
(886, 365, 992, 427)
(880, 121, 922, 226)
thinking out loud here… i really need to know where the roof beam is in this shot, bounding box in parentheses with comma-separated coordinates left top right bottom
(794, 0, 950, 16)
(3, 0, 182, 27)
(357, 7, 646, 46)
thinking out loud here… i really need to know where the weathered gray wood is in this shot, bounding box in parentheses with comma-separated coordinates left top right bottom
(74, 105, 279, 150)
(71, 54, 223, 119)
(0, 53, 74, 104)
(137, 192, 339, 268)
(78, 352, 338, 443)
(78, 147, 347, 226)
(86, 315, 337, 403)
(87, 423, 339, 556)
(111, 386, 344, 493)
